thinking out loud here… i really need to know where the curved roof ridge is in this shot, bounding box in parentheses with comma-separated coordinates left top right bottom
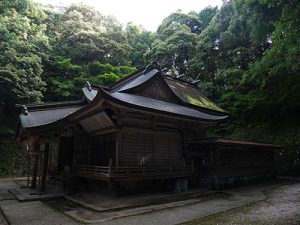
(116, 69, 159, 92)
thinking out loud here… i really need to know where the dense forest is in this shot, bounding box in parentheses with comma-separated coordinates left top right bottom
(0, 0, 299, 176)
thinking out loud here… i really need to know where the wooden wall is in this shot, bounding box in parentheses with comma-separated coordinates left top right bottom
(120, 127, 181, 167)
(73, 132, 116, 166)
(188, 144, 276, 189)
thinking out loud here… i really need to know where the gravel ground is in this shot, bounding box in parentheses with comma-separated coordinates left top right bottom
(245, 183, 300, 223)
(184, 181, 300, 225)
(0, 178, 299, 225)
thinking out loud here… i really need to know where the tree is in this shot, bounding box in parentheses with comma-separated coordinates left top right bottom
(125, 22, 154, 68)
(48, 4, 130, 66)
(0, 0, 48, 113)
(198, 6, 218, 29)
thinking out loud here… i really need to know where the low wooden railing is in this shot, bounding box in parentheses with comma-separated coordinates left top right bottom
(74, 159, 194, 180)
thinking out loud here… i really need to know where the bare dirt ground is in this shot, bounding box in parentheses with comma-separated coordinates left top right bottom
(184, 181, 300, 225)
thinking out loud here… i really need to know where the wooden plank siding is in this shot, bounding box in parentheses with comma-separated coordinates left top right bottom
(73, 132, 116, 166)
(120, 127, 181, 167)
(71, 108, 196, 181)
(74, 164, 193, 180)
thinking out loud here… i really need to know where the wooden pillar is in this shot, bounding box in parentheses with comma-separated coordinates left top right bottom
(88, 136, 91, 165)
(115, 131, 121, 168)
(41, 142, 50, 192)
(108, 158, 113, 176)
(27, 155, 30, 187)
(116, 110, 123, 169)
(31, 144, 40, 189)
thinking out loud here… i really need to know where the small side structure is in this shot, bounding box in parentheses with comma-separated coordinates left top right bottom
(187, 137, 278, 190)
(16, 63, 279, 192)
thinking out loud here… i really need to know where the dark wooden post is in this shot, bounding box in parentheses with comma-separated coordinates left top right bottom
(88, 136, 91, 165)
(108, 158, 113, 176)
(27, 155, 30, 187)
(41, 142, 50, 192)
(116, 131, 121, 168)
(191, 159, 194, 173)
(31, 144, 40, 189)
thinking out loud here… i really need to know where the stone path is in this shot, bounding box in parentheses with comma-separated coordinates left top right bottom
(0, 179, 76, 225)
(0, 178, 298, 225)
(65, 193, 229, 223)
(92, 190, 265, 225)
(1, 200, 77, 225)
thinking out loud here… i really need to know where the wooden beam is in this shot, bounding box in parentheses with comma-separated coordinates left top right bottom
(106, 100, 216, 125)
(70, 99, 104, 121)
(90, 126, 117, 136)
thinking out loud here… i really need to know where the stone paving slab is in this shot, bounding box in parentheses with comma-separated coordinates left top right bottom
(9, 189, 64, 202)
(65, 195, 224, 223)
(0, 188, 15, 201)
(65, 189, 211, 212)
(1, 200, 77, 225)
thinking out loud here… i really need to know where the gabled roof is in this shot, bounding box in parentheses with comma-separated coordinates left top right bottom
(18, 63, 229, 135)
(108, 64, 227, 115)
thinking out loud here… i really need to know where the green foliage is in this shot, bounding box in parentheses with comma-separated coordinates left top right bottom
(147, 9, 217, 75)
(125, 22, 155, 68)
(0, 0, 300, 176)
(0, 138, 21, 176)
(88, 61, 135, 77)
(47, 4, 131, 66)
(198, 6, 218, 29)
(0, 112, 21, 176)
(0, 0, 47, 109)
(45, 58, 135, 100)
(85, 63, 135, 87)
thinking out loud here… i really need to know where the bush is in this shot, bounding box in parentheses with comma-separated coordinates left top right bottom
(0, 137, 22, 177)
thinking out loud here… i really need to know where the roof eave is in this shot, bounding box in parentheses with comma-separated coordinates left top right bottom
(97, 86, 228, 123)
